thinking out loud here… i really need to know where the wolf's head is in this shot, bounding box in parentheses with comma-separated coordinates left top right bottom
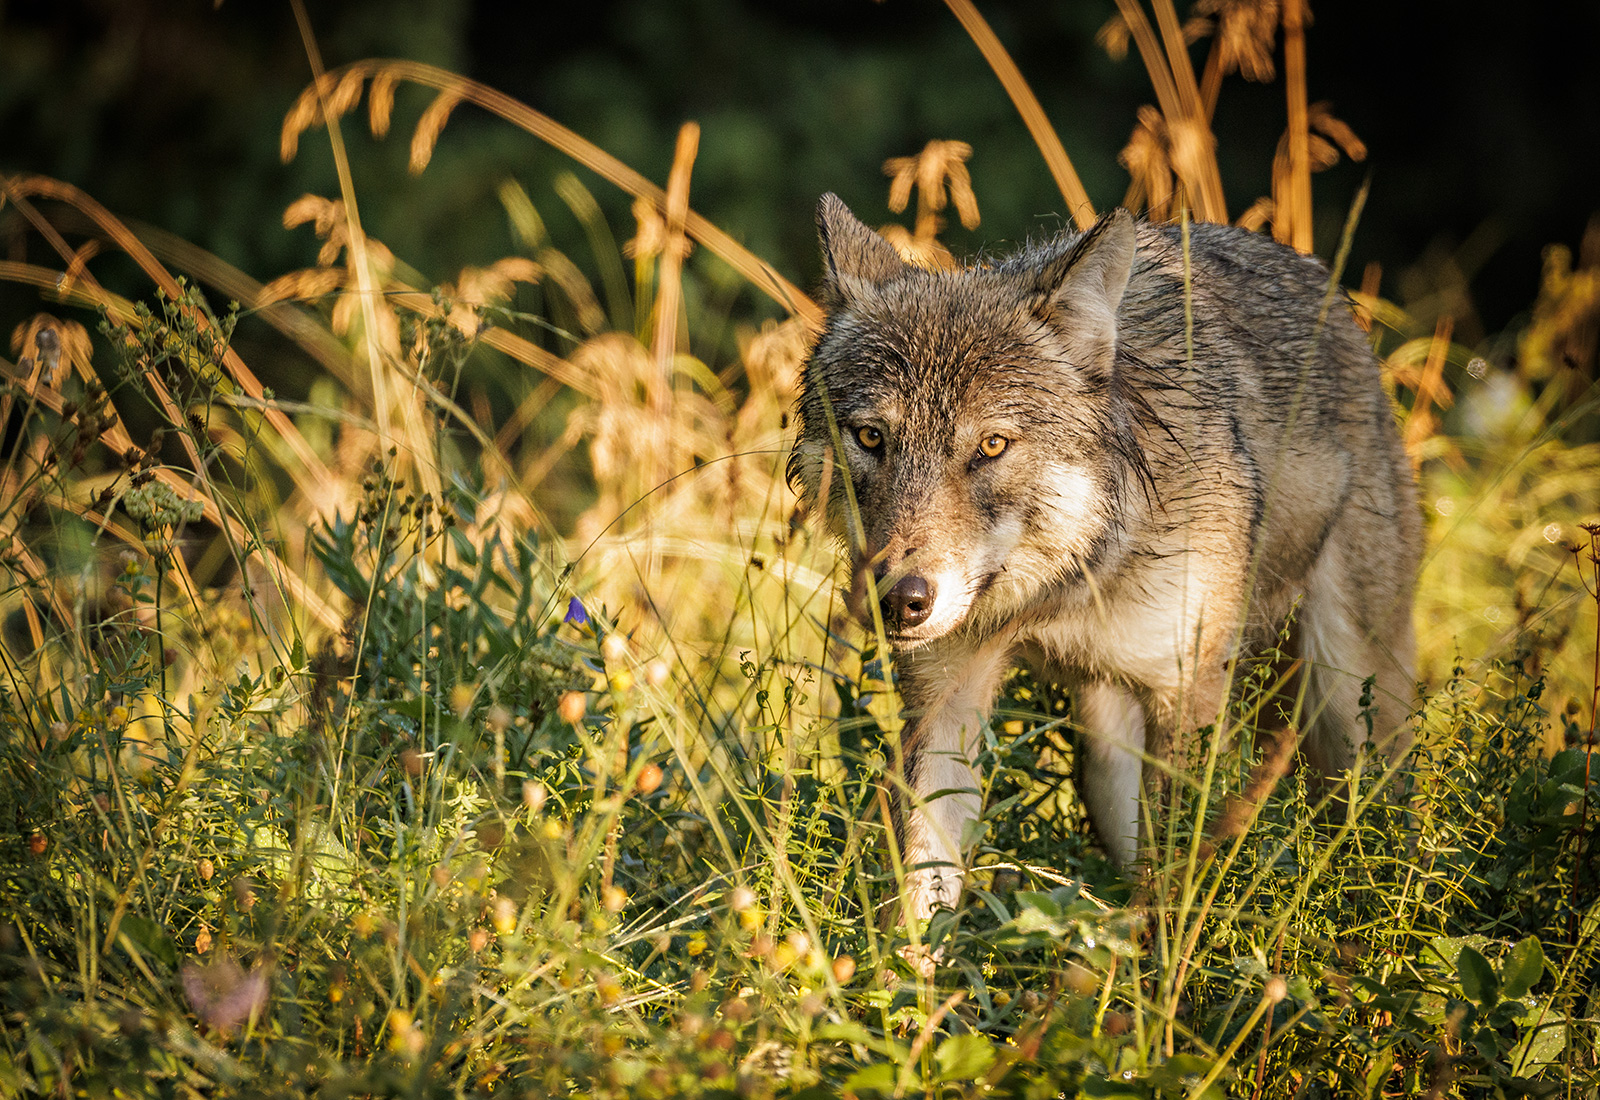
(790, 194, 1143, 645)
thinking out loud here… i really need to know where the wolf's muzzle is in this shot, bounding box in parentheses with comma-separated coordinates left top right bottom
(881, 574, 933, 631)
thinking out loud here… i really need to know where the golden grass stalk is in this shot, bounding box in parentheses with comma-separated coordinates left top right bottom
(1278, 0, 1312, 251)
(280, 60, 819, 328)
(883, 139, 980, 231)
(1120, 106, 1175, 220)
(0, 356, 343, 632)
(1110, 0, 1226, 223)
(1191, 0, 1280, 121)
(1402, 317, 1456, 466)
(2, 175, 333, 489)
(289, 1, 438, 502)
(652, 122, 699, 391)
(941, 0, 1096, 229)
(880, 140, 979, 268)
(409, 89, 464, 174)
(124, 213, 597, 403)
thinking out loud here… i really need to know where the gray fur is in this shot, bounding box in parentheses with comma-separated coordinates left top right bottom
(791, 194, 1422, 918)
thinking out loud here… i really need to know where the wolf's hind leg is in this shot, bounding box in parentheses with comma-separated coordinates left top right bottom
(1075, 681, 1147, 867)
(1298, 536, 1417, 779)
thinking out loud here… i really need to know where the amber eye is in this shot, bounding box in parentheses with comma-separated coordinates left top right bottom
(978, 434, 1009, 459)
(855, 425, 884, 451)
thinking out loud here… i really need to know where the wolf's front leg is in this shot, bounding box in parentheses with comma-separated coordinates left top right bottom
(893, 634, 1014, 924)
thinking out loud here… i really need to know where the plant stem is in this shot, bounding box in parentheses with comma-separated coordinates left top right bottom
(1281, 0, 1312, 252)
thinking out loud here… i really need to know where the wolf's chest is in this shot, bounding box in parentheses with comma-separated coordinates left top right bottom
(1018, 553, 1218, 698)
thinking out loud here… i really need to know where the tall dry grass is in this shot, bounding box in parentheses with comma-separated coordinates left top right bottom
(0, 3, 1597, 1096)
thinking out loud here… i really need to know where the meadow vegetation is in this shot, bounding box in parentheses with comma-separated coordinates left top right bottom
(2, 1, 1598, 1096)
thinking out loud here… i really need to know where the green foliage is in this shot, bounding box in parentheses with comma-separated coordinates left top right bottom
(11, 495, 1593, 1100)
(2, 12, 1599, 1095)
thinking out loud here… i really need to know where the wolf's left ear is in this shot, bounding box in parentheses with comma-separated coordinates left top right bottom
(1034, 208, 1136, 346)
(817, 193, 908, 305)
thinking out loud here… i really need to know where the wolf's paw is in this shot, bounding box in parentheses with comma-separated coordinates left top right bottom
(895, 941, 941, 980)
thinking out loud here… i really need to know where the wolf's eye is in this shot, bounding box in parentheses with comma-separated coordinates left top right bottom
(978, 434, 1009, 459)
(855, 425, 884, 451)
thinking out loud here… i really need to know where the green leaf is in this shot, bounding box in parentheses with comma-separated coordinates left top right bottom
(1364, 1048, 1395, 1100)
(784, 1088, 838, 1100)
(959, 816, 989, 848)
(1145, 1053, 1214, 1091)
(447, 525, 478, 565)
(1080, 1074, 1147, 1098)
(1500, 936, 1545, 1000)
(119, 914, 178, 968)
(0, 1051, 38, 1094)
(1509, 1020, 1566, 1071)
(841, 1062, 896, 1096)
(1427, 933, 1494, 971)
(1013, 890, 1062, 918)
(813, 1022, 875, 1047)
(1456, 945, 1498, 1007)
(934, 1034, 996, 1081)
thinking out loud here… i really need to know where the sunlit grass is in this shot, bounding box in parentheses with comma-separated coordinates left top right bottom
(1, 1, 1598, 1096)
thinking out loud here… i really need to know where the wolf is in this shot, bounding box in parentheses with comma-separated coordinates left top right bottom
(789, 194, 1422, 925)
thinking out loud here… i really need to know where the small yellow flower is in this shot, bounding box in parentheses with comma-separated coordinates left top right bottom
(385, 1010, 425, 1056)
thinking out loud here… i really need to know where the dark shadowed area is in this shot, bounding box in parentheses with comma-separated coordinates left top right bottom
(3, 0, 1596, 342)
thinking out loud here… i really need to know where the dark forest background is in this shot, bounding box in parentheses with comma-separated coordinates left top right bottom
(3, 0, 1597, 372)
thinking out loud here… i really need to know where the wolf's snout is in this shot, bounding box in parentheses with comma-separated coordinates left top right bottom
(882, 574, 933, 630)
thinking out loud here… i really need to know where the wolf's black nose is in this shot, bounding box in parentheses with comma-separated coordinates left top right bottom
(883, 575, 933, 629)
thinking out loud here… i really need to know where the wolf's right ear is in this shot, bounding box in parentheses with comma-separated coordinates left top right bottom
(817, 193, 908, 305)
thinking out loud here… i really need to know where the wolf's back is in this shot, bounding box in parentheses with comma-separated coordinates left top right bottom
(1113, 219, 1421, 619)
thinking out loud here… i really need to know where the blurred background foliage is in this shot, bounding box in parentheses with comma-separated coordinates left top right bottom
(4, 0, 1598, 342)
(3, 0, 1600, 706)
